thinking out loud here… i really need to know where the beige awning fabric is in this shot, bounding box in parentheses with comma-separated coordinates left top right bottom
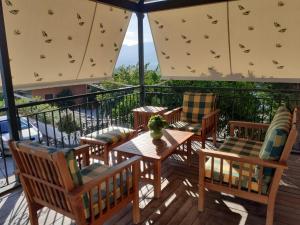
(2, 0, 131, 89)
(148, 0, 300, 83)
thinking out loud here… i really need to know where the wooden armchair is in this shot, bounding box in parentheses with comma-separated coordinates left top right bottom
(9, 141, 141, 225)
(164, 92, 220, 148)
(198, 106, 298, 225)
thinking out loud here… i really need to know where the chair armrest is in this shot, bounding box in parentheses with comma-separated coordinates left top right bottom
(69, 155, 142, 197)
(163, 107, 182, 123)
(201, 109, 220, 136)
(202, 109, 220, 120)
(229, 121, 270, 141)
(199, 148, 287, 169)
(73, 144, 90, 155)
(73, 144, 90, 167)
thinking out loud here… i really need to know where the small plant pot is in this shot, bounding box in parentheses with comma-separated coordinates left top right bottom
(150, 129, 163, 140)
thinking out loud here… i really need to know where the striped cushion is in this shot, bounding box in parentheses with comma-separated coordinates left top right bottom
(181, 92, 216, 123)
(168, 121, 202, 135)
(205, 157, 262, 193)
(84, 126, 134, 144)
(205, 137, 270, 194)
(257, 106, 292, 192)
(80, 163, 133, 219)
(259, 106, 292, 160)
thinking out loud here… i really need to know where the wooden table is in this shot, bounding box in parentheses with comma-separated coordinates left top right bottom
(113, 129, 194, 198)
(132, 106, 167, 131)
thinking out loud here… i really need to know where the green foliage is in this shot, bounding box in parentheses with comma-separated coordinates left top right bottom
(112, 94, 139, 126)
(148, 115, 168, 131)
(56, 114, 80, 134)
(103, 64, 161, 88)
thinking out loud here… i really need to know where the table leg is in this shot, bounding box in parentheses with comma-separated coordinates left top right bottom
(153, 160, 161, 199)
(187, 139, 192, 166)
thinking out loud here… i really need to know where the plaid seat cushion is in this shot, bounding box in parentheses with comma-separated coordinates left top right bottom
(206, 137, 269, 194)
(168, 121, 202, 135)
(80, 163, 133, 219)
(219, 137, 262, 156)
(83, 126, 134, 145)
(181, 92, 216, 123)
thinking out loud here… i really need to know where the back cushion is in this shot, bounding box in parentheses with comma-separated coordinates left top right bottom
(181, 92, 216, 123)
(259, 106, 292, 160)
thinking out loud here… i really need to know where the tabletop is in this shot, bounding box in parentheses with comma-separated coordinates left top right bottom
(113, 129, 194, 160)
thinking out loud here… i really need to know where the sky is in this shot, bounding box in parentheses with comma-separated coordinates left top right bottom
(116, 15, 158, 68)
(123, 15, 154, 46)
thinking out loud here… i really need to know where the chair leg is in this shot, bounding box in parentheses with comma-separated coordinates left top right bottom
(28, 203, 39, 225)
(266, 198, 275, 225)
(198, 152, 205, 212)
(212, 132, 217, 147)
(132, 196, 140, 224)
(198, 185, 205, 212)
(104, 145, 109, 165)
(201, 137, 205, 149)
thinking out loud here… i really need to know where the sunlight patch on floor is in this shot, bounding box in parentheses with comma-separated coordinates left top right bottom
(164, 193, 177, 207)
(222, 200, 248, 225)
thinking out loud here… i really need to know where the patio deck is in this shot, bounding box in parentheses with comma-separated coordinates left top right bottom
(0, 142, 300, 225)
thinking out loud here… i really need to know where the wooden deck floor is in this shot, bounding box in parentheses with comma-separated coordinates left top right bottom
(1, 143, 300, 225)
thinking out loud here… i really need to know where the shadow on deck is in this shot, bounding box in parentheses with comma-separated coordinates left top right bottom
(0, 142, 300, 225)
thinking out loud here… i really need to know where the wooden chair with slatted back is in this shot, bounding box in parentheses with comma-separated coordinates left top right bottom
(164, 92, 220, 148)
(198, 107, 298, 225)
(9, 141, 141, 225)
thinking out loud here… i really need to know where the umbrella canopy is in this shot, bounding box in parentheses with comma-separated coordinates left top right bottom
(2, 0, 131, 89)
(149, 0, 300, 82)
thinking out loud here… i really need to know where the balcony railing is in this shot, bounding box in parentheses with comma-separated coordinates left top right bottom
(0, 85, 299, 193)
(0, 86, 140, 192)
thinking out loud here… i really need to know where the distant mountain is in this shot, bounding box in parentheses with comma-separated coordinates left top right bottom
(116, 42, 158, 69)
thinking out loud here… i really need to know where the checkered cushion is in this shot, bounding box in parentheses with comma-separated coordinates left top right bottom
(83, 126, 134, 144)
(219, 137, 262, 156)
(181, 92, 216, 123)
(80, 163, 132, 219)
(168, 121, 202, 135)
(257, 106, 292, 192)
(205, 157, 262, 193)
(205, 137, 271, 194)
(259, 106, 292, 160)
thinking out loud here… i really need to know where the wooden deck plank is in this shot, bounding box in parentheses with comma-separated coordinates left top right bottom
(1, 151, 300, 225)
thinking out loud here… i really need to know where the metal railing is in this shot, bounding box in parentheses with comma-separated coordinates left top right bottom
(0, 86, 140, 192)
(144, 85, 300, 138)
(1, 84, 300, 193)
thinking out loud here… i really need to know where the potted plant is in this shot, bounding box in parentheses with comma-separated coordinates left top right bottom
(147, 115, 168, 140)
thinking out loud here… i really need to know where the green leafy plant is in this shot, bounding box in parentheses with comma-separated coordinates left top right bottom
(57, 114, 80, 134)
(148, 115, 168, 131)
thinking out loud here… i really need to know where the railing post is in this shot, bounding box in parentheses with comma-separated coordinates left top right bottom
(0, 2, 19, 141)
(137, 4, 145, 106)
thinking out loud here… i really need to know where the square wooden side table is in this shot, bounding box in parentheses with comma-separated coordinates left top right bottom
(113, 129, 194, 198)
(132, 106, 167, 131)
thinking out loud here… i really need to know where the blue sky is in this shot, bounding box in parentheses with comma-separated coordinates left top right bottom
(123, 15, 154, 46)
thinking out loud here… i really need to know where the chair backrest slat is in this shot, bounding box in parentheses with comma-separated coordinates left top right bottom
(9, 141, 75, 215)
